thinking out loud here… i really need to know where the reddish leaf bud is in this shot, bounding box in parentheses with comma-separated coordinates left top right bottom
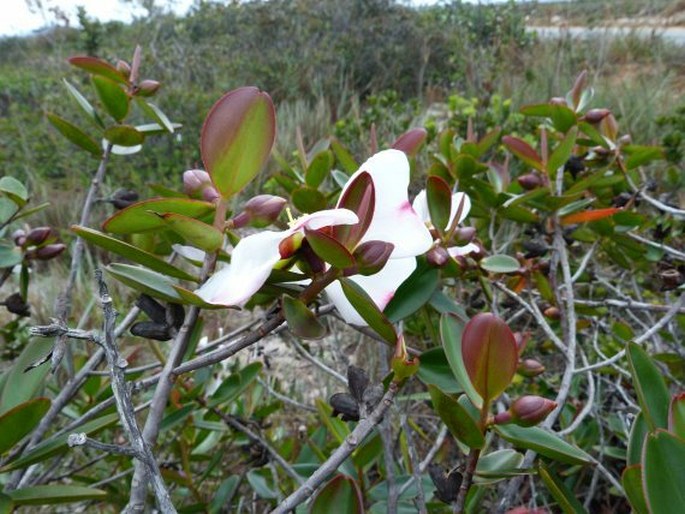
(353, 240, 394, 276)
(233, 194, 287, 228)
(582, 108, 610, 124)
(453, 226, 476, 245)
(495, 395, 557, 427)
(183, 169, 219, 202)
(517, 358, 545, 377)
(34, 243, 66, 260)
(26, 226, 55, 246)
(116, 60, 131, 77)
(137, 79, 161, 97)
(600, 113, 619, 141)
(543, 306, 561, 320)
(391, 335, 420, 382)
(392, 128, 428, 157)
(513, 331, 531, 354)
(426, 245, 450, 267)
(12, 229, 26, 247)
(517, 173, 543, 191)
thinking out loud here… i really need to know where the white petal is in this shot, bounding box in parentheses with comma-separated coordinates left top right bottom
(293, 208, 358, 230)
(448, 243, 479, 257)
(342, 149, 432, 258)
(325, 257, 417, 325)
(196, 230, 286, 306)
(449, 192, 472, 227)
(412, 189, 430, 224)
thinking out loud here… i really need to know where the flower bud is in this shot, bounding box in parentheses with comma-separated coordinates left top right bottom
(543, 306, 560, 320)
(517, 173, 542, 190)
(26, 226, 55, 247)
(426, 245, 449, 267)
(111, 189, 139, 209)
(513, 331, 531, 354)
(34, 243, 66, 260)
(233, 194, 287, 228)
(517, 358, 545, 377)
(582, 108, 610, 124)
(4, 292, 30, 317)
(494, 395, 557, 427)
(183, 169, 219, 202)
(137, 79, 161, 97)
(453, 226, 476, 245)
(600, 113, 619, 141)
(353, 240, 394, 275)
(12, 229, 26, 247)
(116, 60, 131, 77)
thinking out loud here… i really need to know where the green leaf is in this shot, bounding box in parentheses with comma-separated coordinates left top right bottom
(310, 474, 364, 514)
(520, 103, 577, 133)
(68, 56, 128, 84)
(428, 386, 484, 449)
(385, 263, 439, 322)
(538, 462, 588, 513)
(498, 205, 539, 223)
(103, 125, 144, 146)
(416, 347, 462, 394)
(246, 469, 278, 499)
(0, 242, 23, 268)
(209, 476, 240, 514)
(46, 113, 101, 157)
(105, 263, 183, 303)
(0, 493, 12, 514)
(669, 393, 685, 439)
(103, 198, 215, 234)
(0, 340, 51, 414)
(627, 342, 670, 431)
(547, 126, 578, 177)
(306, 149, 334, 188)
(0, 176, 29, 206)
(135, 98, 175, 133)
(8, 485, 107, 505)
(330, 138, 358, 174)
(440, 313, 482, 408)
(643, 430, 685, 514)
(623, 145, 664, 170)
(426, 175, 452, 233)
(72, 225, 199, 282)
(292, 186, 327, 213)
(475, 449, 525, 484)
(0, 198, 19, 226)
(159, 213, 223, 252)
(338, 277, 397, 344)
(622, 465, 648, 514)
(92, 75, 129, 122)
(201, 87, 276, 199)
(495, 425, 592, 465)
(282, 296, 326, 339)
(0, 398, 50, 454)
(62, 78, 104, 128)
(479, 255, 521, 274)
(305, 229, 355, 269)
(208, 362, 262, 408)
(502, 136, 544, 172)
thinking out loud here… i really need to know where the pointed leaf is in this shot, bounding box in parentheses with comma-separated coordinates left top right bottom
(426, 175, 452, 234)
(103, 125, 144, 146)
(622, 465, 648, 514)
(306, 149, 334, 188)
(392, 128, 428, 157)
(416, 347, 462, 394)
(0, 493, 12, 514)
(547, 126, 578, 177)
(135, 98, 175, 133)
(305, 228, 355, 269)
(310, 475, 364, 514)
(627, 342, 670, 431)
(475, 449, 524, 483)
(330, 138, 358, 174)
(8, 485, 107, 505)
(440, 313, 483, 408)
(479, 255, 521, 274)
(538, 461, 587, 514)
(69, 56, 128, 84)
(46, 113, 101, 157)
(201, 87, 275, 199)
(338, 277, 397, 344)
(208, 362, 262, 407)
(520, 103, 577, 133)
(0, 176, 28, 206)
(623, 145, 664, 170)
(292, 186, 327, 213)
(0, 340, 50, 414)
(669, 393, 685, 439)
(333, 171, 374, 249)
(103, 198, 215, 234)
(282, 296, 326, 339)
(502, 136, 544, 172)
(428, 386, 484, 449)
(495, 425, 592, 465)
(628, 412, 648, 465)
(62, 78, 104, 128)
(105, 263, 183, 303)
(72, 226, 199, 282)
(0, 398, 50, 454)
(92, 76, 129, 122)
(560, 208, 620, 226)
(385, 262, 439, 322)
(643, 430, 685, 514)
(159, 213, 223, 252)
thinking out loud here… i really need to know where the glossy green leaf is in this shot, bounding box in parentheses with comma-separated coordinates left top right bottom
(479, 255, 521, 274)
(160, 213, 223, 252)
(385, 262, 439, 322)
(46, 112, 101, 157)
(282, 295, 326, 339)
(0, 340, 51, 414)
(310, 474, 364, 514)
(643, 430, 685, 514)
(72, 225, 199, 282)
(475, 449, 525, 484)
(339, 277, 397, 344)
(292, 186, 327, 213)
(416, 347, 462, 394)
(669, 393, 685, 439)
(8, 485, 107, 505)
(135, 98, 175, 133)
(68, 56, 128, 84)
(62, 78, 104, 128)
(105, 263, 182, 303)
(538, 461, 587, 513)
(103, 198, 215, 234)
(92, 76, 129, 122)
(426, 175, 452, 233)
(306, 149, 334, 188)
(547, 126, 578, 177)
(440, 313, 483, 408)
(495, 425, 592, 465)
(208, 362, 262, 408)
(622, 465, 648, 514)
(201, 87, 275, 199)
(520, 103, 577, 133)
(305, 228, 355, 269)
(627, 342, 670, 431)
(502, 136, 544, 172)
(0, 176, 29, 206)
(428, 386, 484, 449)
(103, 125, 144, 146)
(0, 398, 50, 454)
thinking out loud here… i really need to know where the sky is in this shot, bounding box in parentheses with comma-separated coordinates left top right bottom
(0, 0, 516, 38)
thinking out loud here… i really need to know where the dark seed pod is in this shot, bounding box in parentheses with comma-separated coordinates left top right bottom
(362, 384, 384, 413)
(130, 321, 172, 341)
(111, 189, 139, 209)
(522, 240, 549, 259)
(167, 303, 185, 330)
(347, 366, 369, 404)
(660, 269, 684, 291)
(135, 294, 167, 324)
(564, 155, 585, 179)
(428, 464, 462, 504)
(5, 293, 30, 317)
(329, 393, 360, 422)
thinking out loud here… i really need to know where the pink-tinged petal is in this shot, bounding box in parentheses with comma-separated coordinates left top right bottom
(293, 208, 359, 231)
(449, 192, 472, 226)
(325, 257, 417, 325)
(412, 189, 430, 224)
(196, 230, 285, 306)
(448, 243, 479, 258)
(342, 150, 432, 258)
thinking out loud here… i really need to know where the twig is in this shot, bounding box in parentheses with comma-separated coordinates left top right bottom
(399, 414, 427, 514)
(67, 433, 138, 457)
(627, 232, 685, 261)
(453, 448, 481, 513)
(574, 298, 685, 314)
(256, 378, 316, 412)
(272, 382, 399, 514)
(287, 334, 347, 384)
(396, 425, 448, 497)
